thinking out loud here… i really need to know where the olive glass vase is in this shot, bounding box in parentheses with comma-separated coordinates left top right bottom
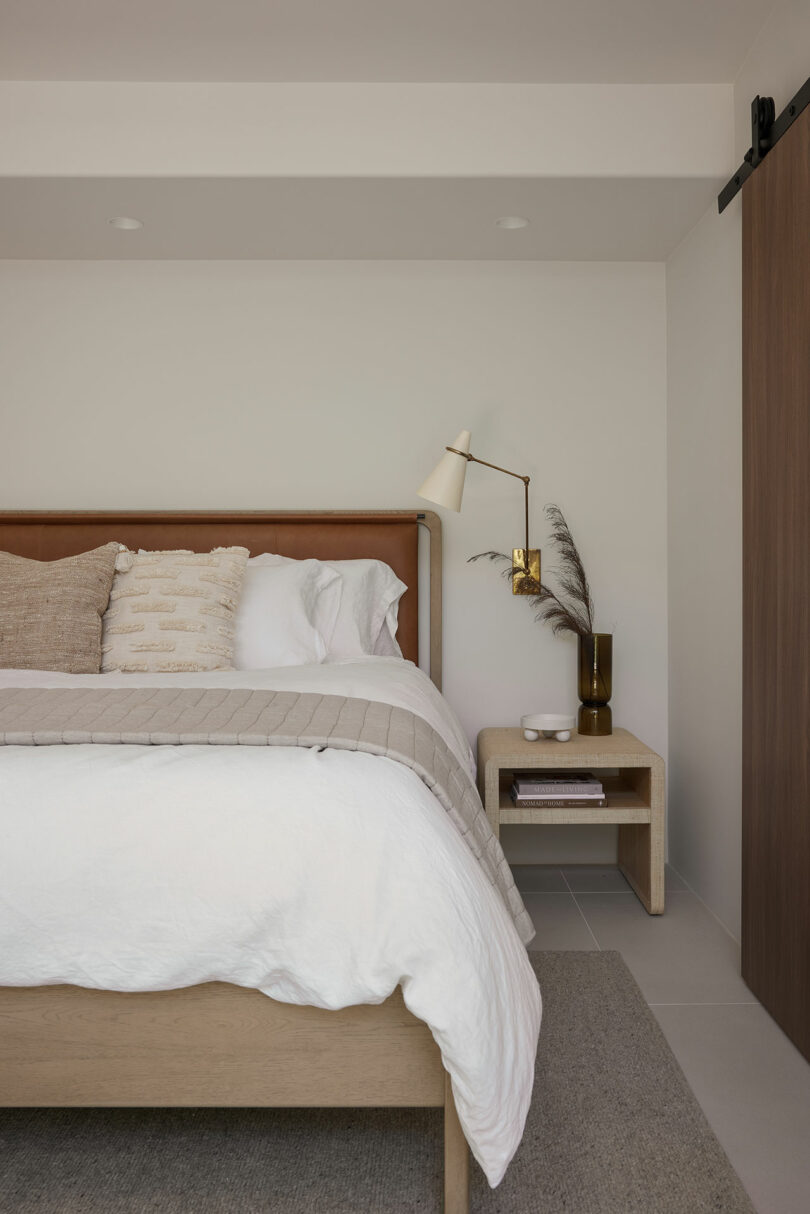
(577, 632, 613, 736)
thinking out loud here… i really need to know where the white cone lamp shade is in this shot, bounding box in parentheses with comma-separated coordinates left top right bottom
(417, 430, 471, 512)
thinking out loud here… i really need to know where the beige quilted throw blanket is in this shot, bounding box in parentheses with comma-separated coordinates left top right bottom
(0, 686, 532, 943)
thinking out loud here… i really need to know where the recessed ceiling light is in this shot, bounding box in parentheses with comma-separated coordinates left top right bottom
(108, 216, 143, 231)
(495, 215, 529, 229)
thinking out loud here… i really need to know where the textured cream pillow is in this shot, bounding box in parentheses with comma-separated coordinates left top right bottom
(0, 543, 119, 674)
(102, 547, 249, 673)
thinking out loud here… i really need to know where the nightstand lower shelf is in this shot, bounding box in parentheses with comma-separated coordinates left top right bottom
(499, 806, 650, 825)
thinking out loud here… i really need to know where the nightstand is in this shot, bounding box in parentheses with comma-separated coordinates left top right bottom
(477, 727, 665, 914)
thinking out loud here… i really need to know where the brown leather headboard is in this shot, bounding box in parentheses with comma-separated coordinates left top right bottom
(0, 510, 442, 684)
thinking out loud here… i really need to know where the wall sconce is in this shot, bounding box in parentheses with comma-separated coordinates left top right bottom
(417, 429, 541, 594)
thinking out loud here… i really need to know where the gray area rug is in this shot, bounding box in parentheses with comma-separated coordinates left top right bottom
(0, 952, 754, 1213)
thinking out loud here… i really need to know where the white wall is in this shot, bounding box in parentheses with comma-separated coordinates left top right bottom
(0, 258, 668, 864)
(666, 205, 742, 935)
(665, 0, 809, 938)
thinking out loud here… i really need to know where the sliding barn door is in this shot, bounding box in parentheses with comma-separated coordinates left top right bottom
(742, 103, 810, 1060)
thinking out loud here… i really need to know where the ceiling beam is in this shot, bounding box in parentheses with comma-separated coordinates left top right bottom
(0, 83, 734, 181)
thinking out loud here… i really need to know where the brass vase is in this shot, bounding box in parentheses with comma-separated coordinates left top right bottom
(578, 632, 613, 736)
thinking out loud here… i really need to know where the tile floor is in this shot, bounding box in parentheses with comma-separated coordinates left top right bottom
(515, 864, 810, 1214)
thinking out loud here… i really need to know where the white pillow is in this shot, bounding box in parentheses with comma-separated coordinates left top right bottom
(246, 553, 342, 650)
(328, 559, 406, 659)
(246, 553, 406, 659)
(373, 618, 404, 658)
(234, 558, 341, 669)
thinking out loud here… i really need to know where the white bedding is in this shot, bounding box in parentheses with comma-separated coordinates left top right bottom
(0, 658, 541, 1186)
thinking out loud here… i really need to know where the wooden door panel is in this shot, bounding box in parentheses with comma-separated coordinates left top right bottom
(742, 104, 810, 1060)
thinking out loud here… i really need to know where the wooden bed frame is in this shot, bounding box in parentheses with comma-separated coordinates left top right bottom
(0, 510, 469, 1213)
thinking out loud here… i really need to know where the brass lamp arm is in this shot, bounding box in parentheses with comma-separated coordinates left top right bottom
(446, 446, 532, 557)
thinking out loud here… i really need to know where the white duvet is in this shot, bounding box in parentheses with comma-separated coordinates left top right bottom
(0, 658, 541, 1186)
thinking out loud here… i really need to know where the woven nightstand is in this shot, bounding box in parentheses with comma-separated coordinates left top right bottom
(477, 727, 665, 914)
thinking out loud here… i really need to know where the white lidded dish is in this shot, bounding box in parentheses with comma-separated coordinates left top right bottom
(520, 712, 576, 742)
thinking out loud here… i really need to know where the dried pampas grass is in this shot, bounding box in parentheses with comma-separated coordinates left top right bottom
(469, 503, 595, 638)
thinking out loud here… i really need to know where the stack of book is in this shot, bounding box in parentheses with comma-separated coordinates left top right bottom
(510, 771, 606, 808)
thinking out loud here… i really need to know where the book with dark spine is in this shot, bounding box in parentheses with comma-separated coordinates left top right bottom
(513, 771, 603, 796)
(510, 793, 608, 809)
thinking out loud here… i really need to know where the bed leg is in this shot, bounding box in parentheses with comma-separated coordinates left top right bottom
(443, 1071, 469, 1214)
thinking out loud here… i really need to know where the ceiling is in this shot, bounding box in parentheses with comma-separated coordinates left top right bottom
(0, 0, 772, 84)
(0, 176, 721, 261)
(0, 2, 744, 261)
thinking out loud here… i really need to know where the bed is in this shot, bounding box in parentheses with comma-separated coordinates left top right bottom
(0, 510, 541, 1213)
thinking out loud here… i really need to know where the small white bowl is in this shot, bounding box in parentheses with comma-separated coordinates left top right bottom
(521, 713, 575, 742)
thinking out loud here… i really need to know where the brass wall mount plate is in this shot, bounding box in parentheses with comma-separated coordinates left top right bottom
(512, 547, 541, 594)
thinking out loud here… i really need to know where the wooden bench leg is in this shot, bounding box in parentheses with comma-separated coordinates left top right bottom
(443, 1071, 469, 1213)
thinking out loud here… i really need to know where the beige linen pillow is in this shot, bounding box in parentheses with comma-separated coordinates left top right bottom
(0, 543, 119, 674)
(101, 546, 249, 673)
